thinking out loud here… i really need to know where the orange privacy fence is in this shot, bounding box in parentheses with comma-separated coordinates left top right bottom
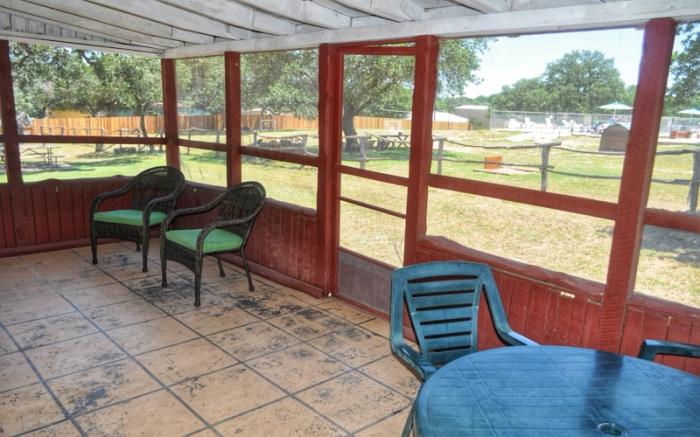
(28, 113, 469, 135)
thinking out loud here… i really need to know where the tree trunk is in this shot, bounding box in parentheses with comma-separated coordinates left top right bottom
(342, 110, 359, 151)
(139, 113, 154, 153)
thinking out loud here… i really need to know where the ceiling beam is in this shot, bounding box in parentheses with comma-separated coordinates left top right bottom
(333, 0, 425, 21)
(164, 0, 700, 58)
(85, 0, 258, 40)
(158, 0, 295, 35)
(23, 0, 213, 45)
(0, 30, 159, 56)
(0, 7, 135, 45)
(450, 0, 513, 13)
(4, 0, 187, 48)
(236, 0, 352, 29)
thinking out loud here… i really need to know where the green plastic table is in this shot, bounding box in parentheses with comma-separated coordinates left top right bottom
(413, 345, 700, 436)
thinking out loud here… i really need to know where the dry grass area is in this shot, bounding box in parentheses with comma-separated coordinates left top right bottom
(2, 129, 698, 308)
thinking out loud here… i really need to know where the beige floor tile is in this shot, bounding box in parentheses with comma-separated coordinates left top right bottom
(22, 249, 83, 264)
(7, 313, 97, 350)
(22, 420, 82, 437)
(359, 356, 420, 398)
(148, 288, 224, 315)
(355, 407, 410, 437)
(108, 317, 198, 355)
(84, 299, 165, 330)
(137, 338, 236, 385)
(101, 262, 161, 282)
(26, 333, 126, 379)
(297, 372, 410, 433)
(233, 289, 308, 319)
(76, 389, 204, 436)
(0, 383, 65, 435)
(73, 242, 127, 258)
(190, 429, 218, 436)
(61, 283, 138, 310)
(48, 270, 117, 293)
(360, 318, 391, 339)
(0, 256, 29, 268)
(216, 397, 344, 437)
(125, 274, 192, 299)
(248, 344, 349, 393)
(0, 328, 18, 354)
(0, 281, 55, 303)
(49, 358, 160, 416)
(32, 260, 101, 281)
(174, 262, 240, 286)
(309, 326, 391, 368)
(317, 300, 375, 324)
(0, 293, 75, 325)
(171, 364, 285, 423)
(0, 352, 38, 391)
(277, 285, 323, 306)
(208, 321, 299, 362)
(175, 305, 260, 335)
(268, 308, 353, 341)
(92, 249, 144, 268)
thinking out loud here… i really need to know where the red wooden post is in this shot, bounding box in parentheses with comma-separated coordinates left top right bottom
(160, 58, 179, 168)
(597, 18, 676, 352)
(404, 36, 439, 266)
(0, 40, 34, 245)
(225, 52, 242, 186)
(317, 44, 343, 294)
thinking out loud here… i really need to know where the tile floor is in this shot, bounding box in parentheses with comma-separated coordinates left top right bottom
(0, 240, 419, 436)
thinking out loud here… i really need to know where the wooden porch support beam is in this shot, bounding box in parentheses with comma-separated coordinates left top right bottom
(404, 35, 439, 265)
(597, 18, 676, 352)
(0, 39, 34, 245)
(160, 58, 179, 168)
(224, 52, 242, 186)
(317, 43, 343, 294)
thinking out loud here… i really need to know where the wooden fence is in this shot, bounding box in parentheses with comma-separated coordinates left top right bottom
(27, 113, 469, 136)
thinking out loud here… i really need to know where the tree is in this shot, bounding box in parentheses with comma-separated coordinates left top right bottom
(176, 57, 225, 119)
(241, 40, 488, 148)
(541, 50, 626, 113)
(489, 78, 552, 112)
(667, 23, 700, 113)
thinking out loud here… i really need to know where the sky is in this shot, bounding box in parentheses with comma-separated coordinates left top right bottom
(462, 28, 679, 98)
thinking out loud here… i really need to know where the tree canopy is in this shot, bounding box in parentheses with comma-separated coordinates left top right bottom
(488, 50, 628, 113)
(666, 23, 700, 113)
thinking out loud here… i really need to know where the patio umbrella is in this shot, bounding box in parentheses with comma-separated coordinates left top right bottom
(678, 108, 700, 116)
(599, 102, 633, 118)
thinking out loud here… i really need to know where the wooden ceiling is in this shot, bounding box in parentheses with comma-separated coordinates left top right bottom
(0, 0, 698, 58)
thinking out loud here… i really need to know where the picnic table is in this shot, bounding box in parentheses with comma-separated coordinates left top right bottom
(371, 132, 410, 149)
(0, 144, 61, 166)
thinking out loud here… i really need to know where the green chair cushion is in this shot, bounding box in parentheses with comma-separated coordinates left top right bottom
(94, 209, 167, 226)
(165, 228, 243, 254)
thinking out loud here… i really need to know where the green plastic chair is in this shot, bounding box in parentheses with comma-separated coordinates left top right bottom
(160, 182, 265, 307)
(90, 166, 185, 272)
(390, 261, 537, 436)
(638, 339, 700, 361)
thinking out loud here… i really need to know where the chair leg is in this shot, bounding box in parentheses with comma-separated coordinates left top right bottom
(194, 254, 203, 307)
(217, 257, 226, 278)
(240, 250, 254, 291)
(160, 242, 168, 287)
(401, 401, 416, 437)
(90, 225, 98, 265)
(141, 236, 149, 273)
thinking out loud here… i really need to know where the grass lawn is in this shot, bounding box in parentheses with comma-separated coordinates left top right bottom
(2, 129, 697, 307)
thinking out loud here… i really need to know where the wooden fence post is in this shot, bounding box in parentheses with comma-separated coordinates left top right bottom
(540, 143, 551, 192)
(689, 151, 700, 212)
(436, 137, 445, 175)
(359, 136, 367, 169)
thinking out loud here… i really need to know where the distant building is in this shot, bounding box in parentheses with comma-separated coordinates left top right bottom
(455, 105, 489, 129)
(599, 122, 630, 152)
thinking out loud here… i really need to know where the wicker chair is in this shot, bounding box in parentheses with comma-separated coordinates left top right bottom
(90, 166, 185, 273)
(160, 181, 266, 307)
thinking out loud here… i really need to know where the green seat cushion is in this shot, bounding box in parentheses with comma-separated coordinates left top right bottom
(166, 228, 243, 254)
(94, 209, 167, 226)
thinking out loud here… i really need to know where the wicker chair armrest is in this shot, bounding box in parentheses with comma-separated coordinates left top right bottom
(161, 195, 225, 233)
(142, 192, 183, 225)
(90, 182, 134, 216)
(194, 214, 258, 253)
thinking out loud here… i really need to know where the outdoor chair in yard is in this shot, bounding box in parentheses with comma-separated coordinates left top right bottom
(90, 166, 185, 273)
(160, 181, 266, 307)
(638, 339, 700, 361)
(390, 261, 538, 436)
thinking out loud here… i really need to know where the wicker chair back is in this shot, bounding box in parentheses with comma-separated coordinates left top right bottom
(217, 181, 266, 239)
(131, 166, 185, 212)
